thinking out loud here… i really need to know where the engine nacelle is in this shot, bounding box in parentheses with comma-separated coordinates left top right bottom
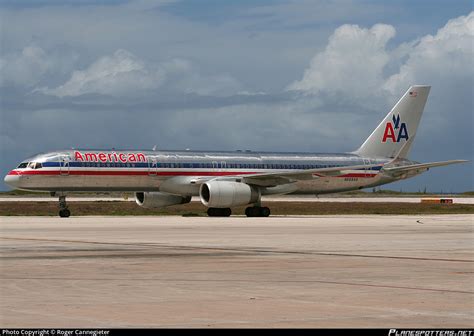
(135, 192, 191, 209)
(200, 181, 260, 208)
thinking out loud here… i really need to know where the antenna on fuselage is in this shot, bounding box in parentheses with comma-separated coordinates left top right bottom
(152, 145, 157, 151)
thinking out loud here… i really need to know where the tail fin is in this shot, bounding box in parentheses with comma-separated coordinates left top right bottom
(354, 85, 431, 159)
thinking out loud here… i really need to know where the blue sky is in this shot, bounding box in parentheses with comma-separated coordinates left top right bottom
(0, 0, 472, 192)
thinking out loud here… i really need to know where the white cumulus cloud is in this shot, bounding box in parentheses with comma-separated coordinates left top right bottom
(37, 50, 242, 97)
(287, 23, 396, 98)
(384, 12, 474, 95)
(288, 12, 474, 104)
(38, 49, 165, 97)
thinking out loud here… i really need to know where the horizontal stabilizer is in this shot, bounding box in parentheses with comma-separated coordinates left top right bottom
(382, 160, 468, 177)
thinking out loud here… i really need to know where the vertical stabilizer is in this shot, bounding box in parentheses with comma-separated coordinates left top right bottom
(354, 85, 431, 159)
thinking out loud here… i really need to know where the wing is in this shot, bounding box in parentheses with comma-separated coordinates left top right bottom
(238, 163, 384, 187)
(382, 160, 468, 177)
(188, 164, 384, 187)
(189, 160, 466, 187)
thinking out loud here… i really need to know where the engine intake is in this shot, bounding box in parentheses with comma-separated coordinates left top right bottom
(135, 192, 191, 209)
(200, 181, 260, 208)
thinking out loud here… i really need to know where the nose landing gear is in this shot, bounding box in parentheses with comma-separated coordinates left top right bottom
(58, 195, 70, 218)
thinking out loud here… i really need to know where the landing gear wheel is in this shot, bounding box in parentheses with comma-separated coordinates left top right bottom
(245, 206, 271, 217)
(59, 209, 70, 218)
(207, 208, 232, 217)
(245, 206, 259, 217)
(245, 207, 252, 217)
(260, 207, 270, 217)
(58, 195, 70, 218)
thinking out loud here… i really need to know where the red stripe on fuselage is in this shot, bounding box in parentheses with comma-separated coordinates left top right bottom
(338, 173, 377, 178)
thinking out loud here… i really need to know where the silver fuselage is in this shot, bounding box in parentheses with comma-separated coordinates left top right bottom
(5, 149, 416, 195)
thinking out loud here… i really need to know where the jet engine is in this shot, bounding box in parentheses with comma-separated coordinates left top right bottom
(200, 181, 260, 208)
(135, 192, 191, 209)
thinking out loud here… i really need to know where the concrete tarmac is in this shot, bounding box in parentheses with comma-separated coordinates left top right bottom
(0, 215, 473, 328)
(1, 196, 474, 204)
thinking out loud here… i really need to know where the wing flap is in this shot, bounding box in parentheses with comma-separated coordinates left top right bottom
(240, 163, 384, 187)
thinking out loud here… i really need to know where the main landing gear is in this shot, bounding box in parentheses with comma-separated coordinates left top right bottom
(58, 195, 70, 218)
(207, 207, 232, 217)
(245, 206, 270, 217)
(206, 206, 271, 217)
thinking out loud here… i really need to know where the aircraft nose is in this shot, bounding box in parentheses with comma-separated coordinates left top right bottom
(4, 171, 21, 188)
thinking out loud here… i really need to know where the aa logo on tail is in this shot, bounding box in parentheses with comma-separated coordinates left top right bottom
(382, 114, 409, 143)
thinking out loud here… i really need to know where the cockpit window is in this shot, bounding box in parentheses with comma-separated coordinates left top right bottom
(17, 162, 28, 169)
(26, 162, 42, 169)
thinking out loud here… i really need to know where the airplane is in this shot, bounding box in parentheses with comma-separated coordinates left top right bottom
(4, 85, 467, 218)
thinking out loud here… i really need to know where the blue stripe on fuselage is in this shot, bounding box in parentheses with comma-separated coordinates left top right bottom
(40, 161, 383, 170)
